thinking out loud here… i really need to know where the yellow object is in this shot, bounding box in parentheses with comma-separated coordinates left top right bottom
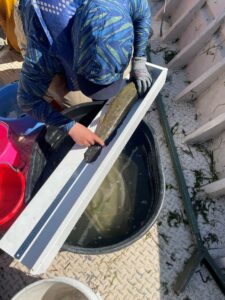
(0, 0, 20, 52)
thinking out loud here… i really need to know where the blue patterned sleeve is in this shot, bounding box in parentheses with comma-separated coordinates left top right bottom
(17, 10, 74, 131)
(129, 0, 151, 57)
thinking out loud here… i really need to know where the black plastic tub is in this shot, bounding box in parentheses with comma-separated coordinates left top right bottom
(26, 102, 164, 254)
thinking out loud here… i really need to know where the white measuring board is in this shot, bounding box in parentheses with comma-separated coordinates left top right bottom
(0, 63, 167, 275)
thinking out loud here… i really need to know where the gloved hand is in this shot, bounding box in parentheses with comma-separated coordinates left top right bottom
(131, 57, 152, 96)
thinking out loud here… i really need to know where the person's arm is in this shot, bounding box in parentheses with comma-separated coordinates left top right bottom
(17, 7, 74, 130)
(18, 9, 104, 147)
(18, 51, 75, 130)
(18, 47, 104, 147)
(129, 0, 151, 57)
(129, 0, 152, 95)
(18, 49, 105, 147)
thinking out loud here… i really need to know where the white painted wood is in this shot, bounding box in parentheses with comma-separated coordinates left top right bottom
(184, 112, 225, 144)
(168, 11, 225, 69)
(155, 0, 180, 21)
(202, 178, 225, 197)
(0, 63, 167, 275)
(162, 0, 206, 42)
(175, 57, 225, 102)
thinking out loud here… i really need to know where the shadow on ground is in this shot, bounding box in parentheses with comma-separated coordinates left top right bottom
(0, 253, 40, 300)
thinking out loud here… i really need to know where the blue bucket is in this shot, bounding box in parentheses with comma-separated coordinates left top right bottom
(0, 82, 44, 135)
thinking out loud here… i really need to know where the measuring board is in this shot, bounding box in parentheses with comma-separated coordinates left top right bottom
(0, 63, 167, 275)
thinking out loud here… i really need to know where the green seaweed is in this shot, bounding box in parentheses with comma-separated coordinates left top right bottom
(191, 159, 217, 224)
(193, 198, 215, 224)
(166, 183, 177, 190)
(182, 129, 187, 136)
(185, 243, 195, 253)
(161, 281, 169, 295)
(164, 49, 178, 64)
(159, 233, 169, 244)
(170, 252, 176, 262)
(171, 122, 179, 135)
(181, 146, 194, 158)
(194, 145, 218, 183)
(203, 233, 219, 248)
(166, 261, 173, 267)
(192, 169, 207, 190)
(188, 144, 219, 222)
(167, 210, 182, 228)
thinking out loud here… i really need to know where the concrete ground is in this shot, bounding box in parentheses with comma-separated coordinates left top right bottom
(0, 4, 225, 299)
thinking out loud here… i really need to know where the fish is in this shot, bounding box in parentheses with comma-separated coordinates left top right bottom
(84, 81, 138, 163)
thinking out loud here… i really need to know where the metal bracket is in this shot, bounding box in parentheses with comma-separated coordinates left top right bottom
(156, 95, 225, 295)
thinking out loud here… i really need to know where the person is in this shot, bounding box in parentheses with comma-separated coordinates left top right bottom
(0, 0, 92, 111)
(13, 0, 152, 147)
(0, 0, 20, 52)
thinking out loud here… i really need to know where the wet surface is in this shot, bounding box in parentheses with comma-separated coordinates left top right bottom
(65, 123, 160, 249)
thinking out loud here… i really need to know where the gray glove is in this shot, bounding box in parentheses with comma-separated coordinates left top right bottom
(131, 57, 152, 96)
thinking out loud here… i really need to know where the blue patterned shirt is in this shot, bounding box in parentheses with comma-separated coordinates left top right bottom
(18, 0, 151, 129)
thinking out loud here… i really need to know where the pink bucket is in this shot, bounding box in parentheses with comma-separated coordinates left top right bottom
(0, 121, 20, 167)
(0, 163, 25, 230)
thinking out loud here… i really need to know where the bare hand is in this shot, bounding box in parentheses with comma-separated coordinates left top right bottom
(68, 122, 105, 147)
